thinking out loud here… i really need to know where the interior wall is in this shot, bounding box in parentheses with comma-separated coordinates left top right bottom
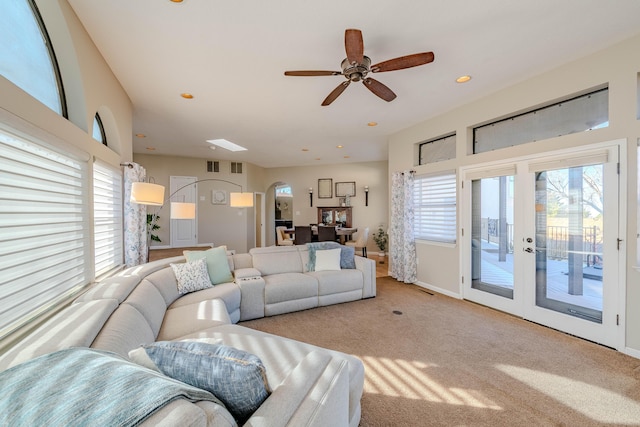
(262, 161, 388, 251)
(389, 33, 640, 355)
(133, 154, 252, 253)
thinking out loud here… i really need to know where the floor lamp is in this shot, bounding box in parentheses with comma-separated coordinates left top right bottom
(130, 178, 254, 261)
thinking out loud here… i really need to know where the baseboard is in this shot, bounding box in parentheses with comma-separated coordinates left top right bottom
(623, 346, 640, 360)
(414, 280, 462, 299)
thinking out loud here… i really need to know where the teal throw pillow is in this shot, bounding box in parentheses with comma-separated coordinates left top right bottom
(129, 341, 270, 424)
(184, 246, 233, 285)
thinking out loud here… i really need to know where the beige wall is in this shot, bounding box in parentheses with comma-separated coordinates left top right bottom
(263, 161, 388, 251)
(389, 34, 640, 354)
(133, 154, 254, 253)
(133, 155, 389, 253)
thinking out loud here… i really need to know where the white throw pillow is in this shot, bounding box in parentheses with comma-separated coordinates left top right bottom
(170, 258, 212, 294)
(314, 248, 342, 271)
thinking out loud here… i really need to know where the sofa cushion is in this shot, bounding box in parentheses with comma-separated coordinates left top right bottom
(129, 341, 271, 424)
(263, 273, 318, 305)
(184, 246, 234, 285)
(91, 304, 156, 357)
(0, 299, 118, 371)
(158, 299, 231, 340)
(249, 246, 303, 275)
(171, 258, 212, 294)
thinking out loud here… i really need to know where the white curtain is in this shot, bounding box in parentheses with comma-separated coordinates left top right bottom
(390, 171, 417, 283)
(124, 163, 147, 266)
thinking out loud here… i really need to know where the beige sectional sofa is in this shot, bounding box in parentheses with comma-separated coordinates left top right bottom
(0, 245, 376, 427)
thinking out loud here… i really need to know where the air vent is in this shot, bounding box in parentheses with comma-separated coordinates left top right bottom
(207, 161, 219, 173)
(231, 162, 243, 174)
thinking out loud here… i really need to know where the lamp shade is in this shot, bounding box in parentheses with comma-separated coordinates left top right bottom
(130, 182, 165, 206)
(230, 192, 254, 207)
(170, 202, 196, 219)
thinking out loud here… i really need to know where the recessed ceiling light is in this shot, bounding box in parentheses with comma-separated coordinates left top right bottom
(344, 156, 350, 159)
(206, 138, 247, 151)
(315, 158, 321, 160)
(135, 133, 146, 138)
(180, 93, 194, 99)
(146, 147, 156, 151)
(302, 148, 309, 152)
(456, 75, 472, 83)
(336, 145, 343, 149)
(367, 122, 378, 127)
(169, 0, 183, 2)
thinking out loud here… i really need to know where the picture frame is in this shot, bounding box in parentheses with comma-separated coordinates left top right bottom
(318, 178, 333, 198)
(211, 189, 227, 205)
(335, 181, 356, 197)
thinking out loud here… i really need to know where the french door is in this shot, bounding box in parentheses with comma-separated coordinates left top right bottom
(461, 142, 624, 348)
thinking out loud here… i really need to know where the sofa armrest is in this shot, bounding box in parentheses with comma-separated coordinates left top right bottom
(235, 270, 265, 321)
(244, 350, 350, 427)
(354, 256, 376, 298)
(234, 267, 262, 281)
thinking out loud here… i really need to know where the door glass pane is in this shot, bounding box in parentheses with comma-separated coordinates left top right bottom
(534, 166, 603, 323)
(471, 176, 515, 298)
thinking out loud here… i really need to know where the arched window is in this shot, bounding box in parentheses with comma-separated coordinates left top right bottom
(93, 113, 107, 146)
(0, 0, 66, 116)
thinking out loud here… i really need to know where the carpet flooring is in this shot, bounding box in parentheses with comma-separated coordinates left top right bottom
(240, 276, 640, 426)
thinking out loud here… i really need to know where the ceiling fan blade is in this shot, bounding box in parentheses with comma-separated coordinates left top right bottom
(345, 29, 364, 65)
(363, 78, 397, 102)
(371, 52, 434, 73)
(322, 80, 351, 106)
(284, 70, 342, 77)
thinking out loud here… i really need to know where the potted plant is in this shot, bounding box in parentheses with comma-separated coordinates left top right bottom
(373, 226, 387, 257)
(147, 213, 161, 243)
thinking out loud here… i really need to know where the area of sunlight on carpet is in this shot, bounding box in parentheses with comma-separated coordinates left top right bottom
(362, 356, 502, 410)
(496, 364, 640, 424)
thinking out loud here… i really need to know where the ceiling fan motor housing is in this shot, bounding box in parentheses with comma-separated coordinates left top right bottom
(341, 56, 371, 82)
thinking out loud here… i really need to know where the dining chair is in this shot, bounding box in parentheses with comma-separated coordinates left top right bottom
(345, 227, 369, 257)
(276, 226, 294, 246)
(294, 225, 313, 245)
(317, 225, 337, 242)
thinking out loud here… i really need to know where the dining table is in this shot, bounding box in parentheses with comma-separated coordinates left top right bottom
(284, 226, 358, 244)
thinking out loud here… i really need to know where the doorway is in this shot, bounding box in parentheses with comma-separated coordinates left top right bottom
(169, 176, 197, 248)
(461, 141, 624, 348)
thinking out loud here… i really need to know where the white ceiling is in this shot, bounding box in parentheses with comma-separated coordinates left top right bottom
(67, 0, 640, 168)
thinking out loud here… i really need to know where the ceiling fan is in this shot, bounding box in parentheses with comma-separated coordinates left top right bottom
(284, 28, 434, 106)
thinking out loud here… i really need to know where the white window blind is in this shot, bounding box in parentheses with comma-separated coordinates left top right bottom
(414, 172, 457, 244)
(93, 161, 123, 277)
(0, 129, 88, 338)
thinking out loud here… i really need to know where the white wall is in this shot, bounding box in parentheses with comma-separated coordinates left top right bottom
(389, 34, 640, 354)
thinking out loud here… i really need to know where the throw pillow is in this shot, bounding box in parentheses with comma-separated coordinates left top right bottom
(306, 241, 356, 271)
(170, 258, 212, 294)
(183, 246, 233, 285)
(129, 341, 271, 424)
(314, 248, 342, 271)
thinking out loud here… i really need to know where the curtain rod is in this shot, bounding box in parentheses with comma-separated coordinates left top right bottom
(120, 162, 134, 168)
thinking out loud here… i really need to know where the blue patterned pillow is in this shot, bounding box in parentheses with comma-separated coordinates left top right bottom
(129, 341, 270, 424)
(306, 241, 355, 271)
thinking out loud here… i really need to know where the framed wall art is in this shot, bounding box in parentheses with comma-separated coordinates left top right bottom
(335, 181, 356, 197)
(318, 178, 333, 198)
(211, 189, 227, 205)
